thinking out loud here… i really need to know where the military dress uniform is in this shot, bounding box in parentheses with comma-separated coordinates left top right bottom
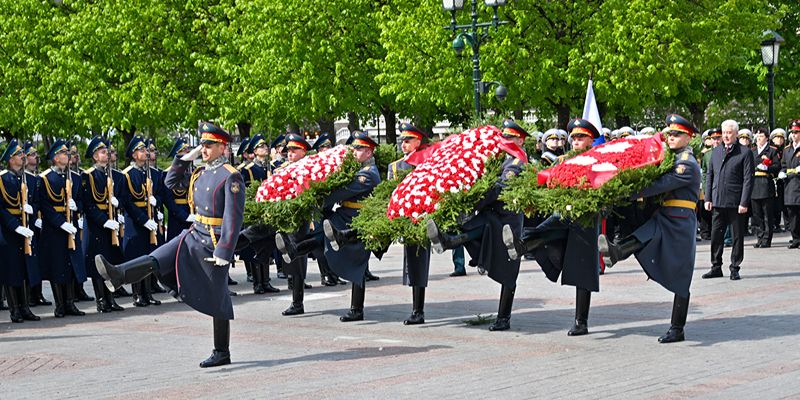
(80, 137, 125, 313)
(121, 136, 166, 306)
(781, 123, 800, 247)
(96, 121, 245, 368)
(38, 140, 87, 317)
(22, 141, 52, 307)
(164, 139, 193, 242)
(598, 114, 701, 343)
(751, 142, 781, 247)
(0, 139, 42, 322)
(427, 119, 528, 331)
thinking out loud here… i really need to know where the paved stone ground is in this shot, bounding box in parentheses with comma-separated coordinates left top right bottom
(2, 232, 800, 399)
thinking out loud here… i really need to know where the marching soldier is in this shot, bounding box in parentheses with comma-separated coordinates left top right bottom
(120, 136, 164, 307)
(502, 118, 602, 335)
(80, 137, 125, 312)
(0, 139, 42, 322)
(309, 131, 346, 287)
(598, 114, 701, 343)
(751, 128, 780, 248)
(426, 119, 528, 331)
(96, 121, 245, 368)
(38, 140, 87, 318)
(276, 131, 381, 322)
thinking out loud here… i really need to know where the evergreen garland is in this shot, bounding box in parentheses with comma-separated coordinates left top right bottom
(500, 148, 676, 227)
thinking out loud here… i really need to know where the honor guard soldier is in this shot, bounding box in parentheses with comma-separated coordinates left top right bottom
(502, 118, 602, 335)
(243, 134, 268, 184)
(539, 129, 564, 167)
(80, 137, 125, 313)
(598, 114, 701, 343)
(751, 128, 780, 248)
(22, 141, 52, 307)
(276, 131, 381, 322)
(120, 136, 165, 307)
(38, 140, 87, 318)
(770, 128, 787, 232)
(312, 132, 334, 153)
(779, 121, 800, 248)
(65, 143, 94, 303)
(235, 137, 251, 170)
(164, 139, 193, 242)
(308, 131, 345, 287)
(96, 121, 246, 368)
(426, 119, 528, 331)
(0, 140, 42, 322)
(269, 134, 287, 173)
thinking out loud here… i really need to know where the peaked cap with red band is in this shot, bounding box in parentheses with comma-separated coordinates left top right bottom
(567, 118, 600, 138)
(198, 121, 232, 144)
(664, 114, 698, 137)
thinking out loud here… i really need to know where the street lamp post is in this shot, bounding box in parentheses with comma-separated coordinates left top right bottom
(761, 30, 784, 132)
(442, 0, 509, 119)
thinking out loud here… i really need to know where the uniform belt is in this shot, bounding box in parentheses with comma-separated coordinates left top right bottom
(6, 208, 21, 215)
(663, 199, 696, 210)
(53, 206, 66, 212)
(754, 171, 769, 177)
(97, 204, 109, 210)
(196, 214, 223, 226)
(341, 201, 363, 209)
(133, 201, 147, 207)
(174, 199, 188, 205)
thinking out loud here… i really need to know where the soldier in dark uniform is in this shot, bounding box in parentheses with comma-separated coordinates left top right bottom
(164, 139, 193, 242)
(23, 141, 52, 307)
(598, 114, 701, 343)
(751, 128, 780, 248)
(309, 132, 345, 287)
(80, 137, 125, 313)
(426, 119, 528, 331)
(96, 121, 245, 368)
(276, 131, 381, 321)
(235, 137, 251, 170)
(38, 140, 87, 318)
(107, 144, 132, 299)
(0, 139, 41, 322)
(538, 129, 564, 167)
(146, 138, 170, 292)
(120, 136, 165, 307)
(65, 143, 95, 303)
(779, 121, 800, 248)
(501, 118, 601, 336)
(771, 128, 787, 232)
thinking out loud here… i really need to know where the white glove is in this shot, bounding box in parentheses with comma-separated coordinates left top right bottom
(148, 196, 157, 207)
(117, 214, 126, 224)
(181, 145, 203, 162)
(157, 211, 164, 221)
(59, 222, 77, 235)
(103, 219, 120, 230)
(110, 196, 119, 208)
(68, 198, 78, 211)
(186, 214, 196, 223)
(23, 204, 33, 215)
(756, 164, 768, 171)
(144, 219, 158, 231)
(214, 256, 229, 266)
(778, 171, 788, 179)
(34, 218, 42, 229)
(15, 225, 34, 239)
(77, 217, 84, 227)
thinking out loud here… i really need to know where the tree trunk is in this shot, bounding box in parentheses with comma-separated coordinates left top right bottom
(286, 122, 300, 135)
(615, 115, 631, 128)
(119, 127, 136, 159)
(687, 102, 708, 132)
(381, 106, 397, 145)
(557, 103, 571, 130)
(236, 122, 251, 140)
(512, 109, 524, 120)
(317, 117, 335, 135)
(347, 112, 360, 132)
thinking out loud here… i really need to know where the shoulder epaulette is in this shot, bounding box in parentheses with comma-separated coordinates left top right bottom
(0, 170, 6, 176)
(236, 162, 246, 170)
(122, 166, 134, 174)
(223, 164, 238, 173)
(361, 166, 371, 171)
(40, 170, 51, 178)
(84, 167, 96, 174)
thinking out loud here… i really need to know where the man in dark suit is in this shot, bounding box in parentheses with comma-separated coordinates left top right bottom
(750, 128, 780, 248)
(703, 120, 754, 281)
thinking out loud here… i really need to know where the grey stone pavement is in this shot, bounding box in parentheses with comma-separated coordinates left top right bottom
(2, 232, 800, 399)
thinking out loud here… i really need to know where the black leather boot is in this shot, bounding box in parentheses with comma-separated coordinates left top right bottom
(489, 285, 515, 331)
(74, 280, 94, 302)
(5, 286, 24, 323)
(340, 283, 365, 322)
(64, 284, 86, 316)
(323, 219, 358, 251)
(598, 234, 643, 268)
(0, 287, 7, 311)
(502, 225, 568, 261)
(151, 275, 167, 293)
(52, 283, 66, 318)
(104, 285, 124, 311)
(252, 261, 265, 294)
(282, 276, 305, 316)
(701, 267, 724, 279)
(365, 268, 380, 281)
(114, 286, 131, 298)
(568, 288, 591, 336)
(131, 282, 148, 307)
(404, 286, 426, 325)
(261, 264, 279, 293)
(143, 278, 161, 306)
(92, 278, 112, 313)
(95, 255, 159, 291)
(29, 284, 52, 306)
(17, 286, 40, 321)
(658, 294, 689, 343)
(426, 219, 473, 254)
(199, 318, 231, 368)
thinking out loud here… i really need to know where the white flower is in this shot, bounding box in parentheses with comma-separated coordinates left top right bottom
(595, 141, 633, 154)
(566, 155, 598, 166)
(591, 162, 618, 172)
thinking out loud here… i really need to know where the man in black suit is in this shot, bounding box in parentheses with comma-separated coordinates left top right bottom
(703, 120, 754, 281)
(751, 128, 781, 248)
